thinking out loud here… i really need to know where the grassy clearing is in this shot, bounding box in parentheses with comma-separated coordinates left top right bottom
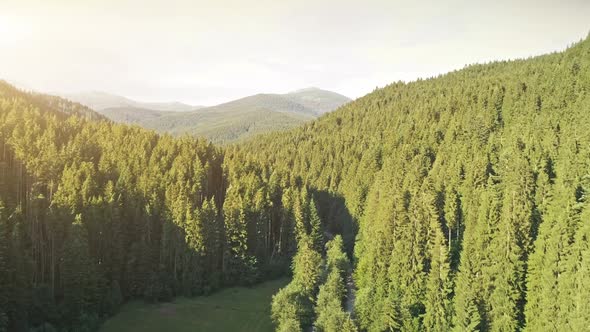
(100, 278, 288, 332)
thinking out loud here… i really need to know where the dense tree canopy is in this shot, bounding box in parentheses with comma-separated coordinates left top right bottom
(0, 34, 589, 332)
(238, 35, 590, 331)
(0, 82, 317, 331)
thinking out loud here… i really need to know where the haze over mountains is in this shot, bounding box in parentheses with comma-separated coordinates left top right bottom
(64, 91, 200, 112)
(63, 87, 351, 143)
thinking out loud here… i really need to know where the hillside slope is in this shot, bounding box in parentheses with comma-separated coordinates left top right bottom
(0, 80, 105, 121)
(99, 106, 174, 124)
(126, 88, 350, 143)
(0, 80, 319, 332)
(234, 35, 590, 331)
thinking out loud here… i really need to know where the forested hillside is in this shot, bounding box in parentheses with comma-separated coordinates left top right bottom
(75, 88, 350, 144)
(1, 34, 589, 332)
(234, 36, 590, 331)
(0, 83, 329, 331)
(0, 82, 104, 121)
(98, 107, 174, 125)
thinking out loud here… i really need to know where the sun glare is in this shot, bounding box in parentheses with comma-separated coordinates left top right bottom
(0, 16, 33, 45)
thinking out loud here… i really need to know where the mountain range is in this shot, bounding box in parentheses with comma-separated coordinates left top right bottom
(63, 91, 200, 112)
(63, 88, 351, 143)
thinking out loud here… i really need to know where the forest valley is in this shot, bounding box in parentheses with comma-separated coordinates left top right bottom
(0, 35, 590, 332)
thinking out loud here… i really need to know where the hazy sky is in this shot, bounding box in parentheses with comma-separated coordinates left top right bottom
(0, 0, 589, 105)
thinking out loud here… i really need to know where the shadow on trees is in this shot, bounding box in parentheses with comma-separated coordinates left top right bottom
(311, 189, 357, 258)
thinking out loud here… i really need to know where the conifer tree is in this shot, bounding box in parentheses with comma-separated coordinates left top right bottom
(61, 214, 97, 324)
(559, 200, 590, 330)
(524, 182, 578, 331)
(315, 236, 356, 332)
(423, 221, 453, 332)
(308, 197, 324, 253)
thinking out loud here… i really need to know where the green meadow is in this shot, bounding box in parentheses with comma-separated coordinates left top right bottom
(100, 279, 288, 332)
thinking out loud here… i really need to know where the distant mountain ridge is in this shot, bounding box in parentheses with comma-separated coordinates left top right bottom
(63, 91, 201, 112)
(99, 106, 171, 124)
(74, 87, 351, 143)
(140, 87, 351, 142)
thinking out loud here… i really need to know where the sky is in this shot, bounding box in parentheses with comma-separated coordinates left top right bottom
(0, 0, 589, 106)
